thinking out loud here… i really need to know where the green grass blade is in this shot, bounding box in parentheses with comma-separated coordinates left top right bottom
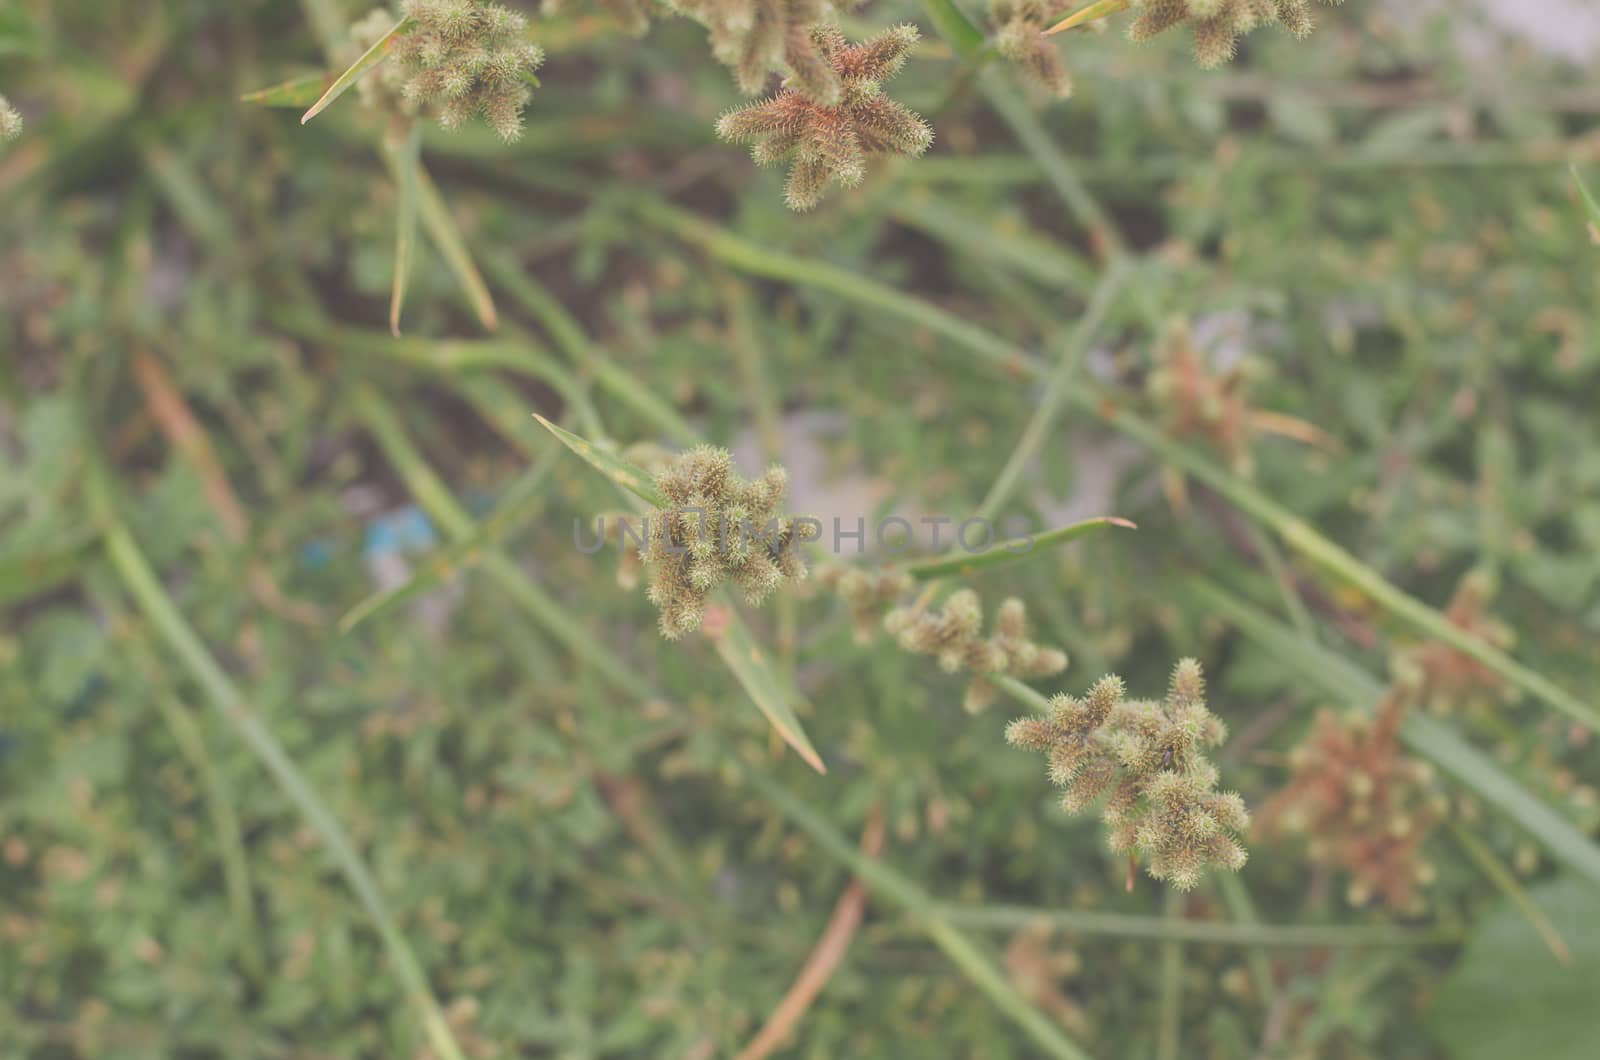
(1112, 407, 1600, 735)
(918, 0, 986, 60)
(415, 161, 499, 331)
(974, 259, 1129, 523)
(936, 903, 1462, 947)
(904, 517, 1135, 580)
(712, 612, 827, 773)
(240, 72, 333, 108)
(1044, 0, 1132, 36)
(978, 71, 1125, 256)
(532, 413, 668, 507)
(480, 251, 700, 445)
(1448, 821, 1572, 965)
(146, 679, 265, 978)
(83, 437, 466, 1060)
(632, 198, 1024, 373)
(1571, 163, 1600, 239)
(300, 15, 412, 125)
(388, 124, 422, 337)
(1157, 891, 1184, 1060)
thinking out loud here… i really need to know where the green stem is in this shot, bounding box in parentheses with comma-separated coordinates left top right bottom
(974, 259, 1128, 524)
(936, 904, 1462, 948)
(1157, 889, 1184, 1060)
(977, 71, 1127, 259)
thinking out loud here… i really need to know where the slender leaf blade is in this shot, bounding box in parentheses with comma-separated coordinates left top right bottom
(415, 162, 499, 331)
(300, 15, 412, 125)
(532, 414, 667, 507)
(240, 72, 334, 108)
(905, 516, 1135, 580)
(713, 610, 827, 774)
(918, 0, 986, 59)
(1045, 0, 1132, 37)
(388, 124, 422, 336)
(340, 446, 560, 633)
(1571, 163, 1600, 241)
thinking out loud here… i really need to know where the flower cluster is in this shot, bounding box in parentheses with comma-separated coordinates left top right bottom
(672, 0, 851, 101)
(716, 24, 933, 210)
(641, 446, 814, 638)
(1007, 661, 1250, 890)
(1148, 319, 1257, 474)
(0, 95, 20, 142)
(364, 1, 544, 142)
(1259, 694, 1447, 913)
(816, 565, 913, 645)
(887, 591, 1068, 714)
(1126, 0, 1343, 68)
(1391, 571, 1516, 715)
(989, 0, 1083, 98)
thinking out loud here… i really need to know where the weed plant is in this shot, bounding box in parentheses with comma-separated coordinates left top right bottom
(2, 1, 1600, 1058)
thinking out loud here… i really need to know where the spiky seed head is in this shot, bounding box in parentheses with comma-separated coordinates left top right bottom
(1008, 660, 1248, 890)
(0, 96, 21, 142)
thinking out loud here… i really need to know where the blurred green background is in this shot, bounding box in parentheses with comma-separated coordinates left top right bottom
(3, 0, 1599, 1057)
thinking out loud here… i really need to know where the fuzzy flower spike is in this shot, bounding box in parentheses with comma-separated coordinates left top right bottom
(1008, 660, 1249, 890)
(0, 95, 20, 143)
(672, 0, 851, 102)
(716, 24, 933, 210)
(1125, 0, 1343, 67)
(386, 0, 544, 141)
(640, 446, 814, 638)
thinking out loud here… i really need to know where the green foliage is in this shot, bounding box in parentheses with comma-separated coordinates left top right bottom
(1429, 877, 1600, 1060)
(4, 0, 1600, 1057)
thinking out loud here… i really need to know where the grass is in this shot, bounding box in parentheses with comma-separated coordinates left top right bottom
(4, 1, 1598, 1056)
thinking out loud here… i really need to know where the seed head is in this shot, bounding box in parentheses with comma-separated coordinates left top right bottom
(818, 564, 913, 644)
(673, 0, 854, 102)
(355, 1, 544, 142)
(989, 0, 1083, 98)
(639, 446, 813, 638)
(1007, 660, 1249, 890)
(1258, 693, 1446, 914)
(888, 592, 1067, 713)
(716, 24, 932, 210)
(1391, 570, 1517, 715)
(1127, 0, 1343, 68)
(0, 96, 21, 143)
